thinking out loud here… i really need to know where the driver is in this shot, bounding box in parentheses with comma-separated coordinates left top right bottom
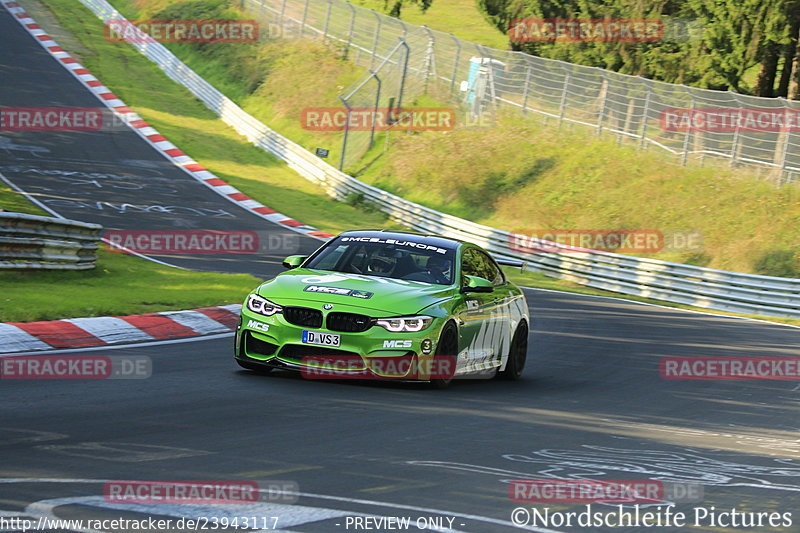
(367, 249, 398, 276)
(426, 255, 452, 284)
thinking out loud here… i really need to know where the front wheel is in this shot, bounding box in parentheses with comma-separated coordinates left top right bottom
(500, 321, 528, 380)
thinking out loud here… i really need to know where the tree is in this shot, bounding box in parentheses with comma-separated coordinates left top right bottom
(383, 0, 433, 17)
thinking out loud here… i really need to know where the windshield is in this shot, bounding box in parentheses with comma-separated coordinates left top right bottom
(304, 236, 457, 285)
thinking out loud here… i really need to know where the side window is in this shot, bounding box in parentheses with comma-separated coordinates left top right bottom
(477, 251, 505, 285)
(461, 249, 484, 281)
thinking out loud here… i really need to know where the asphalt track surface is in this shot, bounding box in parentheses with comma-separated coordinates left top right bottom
(1, 6, 800, 533)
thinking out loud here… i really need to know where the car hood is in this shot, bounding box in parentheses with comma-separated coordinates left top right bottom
(256, 268, 455, 315)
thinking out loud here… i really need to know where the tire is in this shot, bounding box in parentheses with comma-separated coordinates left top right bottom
(500, 321, 528, 380)
(431, 322, 458, 389)
(236, 358, 273, 374)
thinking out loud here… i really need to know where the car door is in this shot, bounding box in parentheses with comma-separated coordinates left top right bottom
(456, 247, 506, 372)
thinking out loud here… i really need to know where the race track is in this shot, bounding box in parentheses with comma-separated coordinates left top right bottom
(1, 5, 799, 532)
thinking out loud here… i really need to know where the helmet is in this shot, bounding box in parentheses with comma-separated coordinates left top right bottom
(426, 255, 452, 283)
(367, 249, 397, 275)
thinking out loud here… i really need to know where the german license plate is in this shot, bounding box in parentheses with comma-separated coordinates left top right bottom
(302, 330, 341, 347)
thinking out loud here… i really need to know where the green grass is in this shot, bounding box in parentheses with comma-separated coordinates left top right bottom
(0, 249, 259, 322)
(2, 176, 261, 322)
(350, 0, 509, 49)
(0, 183, 47, 215)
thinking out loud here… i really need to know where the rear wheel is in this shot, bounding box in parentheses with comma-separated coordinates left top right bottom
(500, 321, 528, 380)
(431, 322, 458, 389)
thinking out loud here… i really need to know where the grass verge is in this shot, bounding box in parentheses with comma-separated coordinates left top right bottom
(1, 183, 261, 322)
(0, 249, 259, 322)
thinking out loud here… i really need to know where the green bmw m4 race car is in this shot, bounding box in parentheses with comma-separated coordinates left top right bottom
(234, 230, 529, 387)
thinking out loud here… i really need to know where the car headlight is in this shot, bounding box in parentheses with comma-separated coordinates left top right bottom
(375, 315, 433, 332)
(247, 293, 282, 316)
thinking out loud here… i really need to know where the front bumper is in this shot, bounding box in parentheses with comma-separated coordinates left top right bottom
(234, 305, 446, 380)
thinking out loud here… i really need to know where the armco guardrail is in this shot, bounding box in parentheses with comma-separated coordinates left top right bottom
(0, 212, 102, 270)
(72, 0, 800, 318)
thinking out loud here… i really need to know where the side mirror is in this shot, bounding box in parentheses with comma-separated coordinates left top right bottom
(282, 255, 307, 269)
(461, 275, 494, 293)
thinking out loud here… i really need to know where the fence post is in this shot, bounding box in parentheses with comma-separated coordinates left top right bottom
(370, 10, 382, 68)
(338, 95, 352, 171)
(397, 39, 410, 110)
(681, 91, 695, 166)
(777, 98, 792, 178)
(300, 0, 310, 35)
(728, 91, 743, 166)
(345, 2, 356, 58)
(278, 0, 287, 27)
(323, 0, 333, 39)
(558, 67, 572, 129)
(422, 26, 435, 94)
(521, 64, 531, 114)
(596, 70, 608, 136)
(638, 84, 651, 149)
(449, 34, 461, 96)
(369, 70, 382, 150)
